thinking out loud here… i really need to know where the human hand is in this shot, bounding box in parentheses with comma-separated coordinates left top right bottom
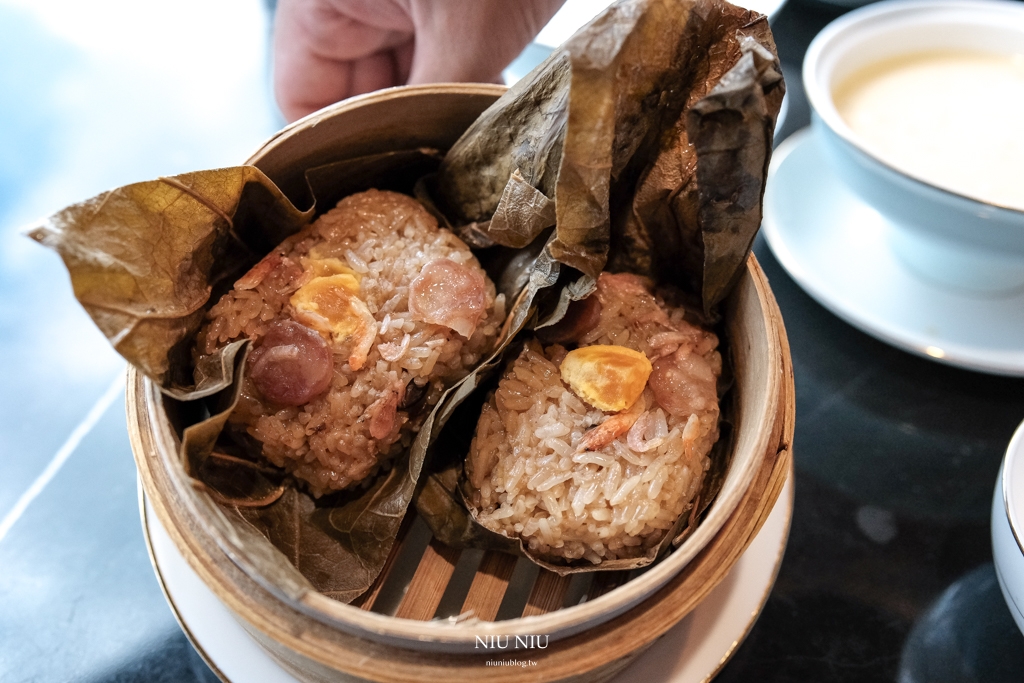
(273, 0, 566, 122)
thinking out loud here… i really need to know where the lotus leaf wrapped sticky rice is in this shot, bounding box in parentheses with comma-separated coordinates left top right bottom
(196, 189, 504, 496)
(465, 272, 721, 564)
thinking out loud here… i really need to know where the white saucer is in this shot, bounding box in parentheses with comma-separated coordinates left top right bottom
(142, 470, 792, 683)
(763, 129, 1024, 376)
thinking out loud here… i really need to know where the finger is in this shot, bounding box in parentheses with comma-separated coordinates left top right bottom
(274, 40, 352, 121)
(273, 0, 411, 121)
(274, 0, 347, 120)
(349, 49, 404, 98)
(406, 0, 566, 85)
(279, 0, 410, 62)
(394, 40, 414, 85)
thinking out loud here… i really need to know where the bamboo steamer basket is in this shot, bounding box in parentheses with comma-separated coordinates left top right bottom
(128, 84, 795, 683)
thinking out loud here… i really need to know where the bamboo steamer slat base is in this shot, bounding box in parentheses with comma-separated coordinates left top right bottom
(126, 84, 796, 682)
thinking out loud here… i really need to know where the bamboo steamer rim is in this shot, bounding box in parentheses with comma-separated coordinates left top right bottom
(144, 462, 794, 683)
(130, 265, 783, 641)
(252, 84, 780, 644)
(283, 268, 779, 644)
(140, 438, 795, 683)
(128, 82, 788, 659)
(129, 256, 795, 681)
(248, 82, 509, 163)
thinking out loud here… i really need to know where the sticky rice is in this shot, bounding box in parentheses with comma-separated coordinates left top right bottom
(196, 189, 504, 496)
(466, 273, 720, 564)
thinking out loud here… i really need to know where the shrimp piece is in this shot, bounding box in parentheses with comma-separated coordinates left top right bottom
(234, 252, 282, 290)
(368, 381, 404, 440)
(577, 393, 648, 452)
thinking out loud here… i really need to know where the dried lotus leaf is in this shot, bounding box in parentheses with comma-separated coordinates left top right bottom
(231, 481, 405, 603)
(178, 342, 289, 510)
(437, 0, 783, 312)
(487, 169, 558, 248)
(180, 341, 252, 479)
(195, 452, 286, 508)
(303, 148, 443, 212)
(414, 0, 781, 573)
(416, 459, 523, 555)
(29, 154, 516, 602)
(614, 33, 784, 313)
(166, 338, 250, 401)
(27, 167, 313, 394)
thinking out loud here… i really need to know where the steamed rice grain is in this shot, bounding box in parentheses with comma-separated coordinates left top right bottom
(196, 190, 503, 496)
(466, 273, 720, 564)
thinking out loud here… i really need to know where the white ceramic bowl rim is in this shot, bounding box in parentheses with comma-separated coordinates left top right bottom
(802, 0, 1024, 217)
(1003, 419, 1024, 556)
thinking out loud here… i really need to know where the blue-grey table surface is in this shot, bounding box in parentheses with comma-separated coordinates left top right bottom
(1, 0, 1023, 681)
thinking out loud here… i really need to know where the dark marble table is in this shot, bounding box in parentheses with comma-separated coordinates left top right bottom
(2, 1, 1023, 681)
(724, 2, 1024, 680)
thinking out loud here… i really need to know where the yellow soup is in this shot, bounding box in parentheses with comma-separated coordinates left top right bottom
(833, 51, 1024, 211)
